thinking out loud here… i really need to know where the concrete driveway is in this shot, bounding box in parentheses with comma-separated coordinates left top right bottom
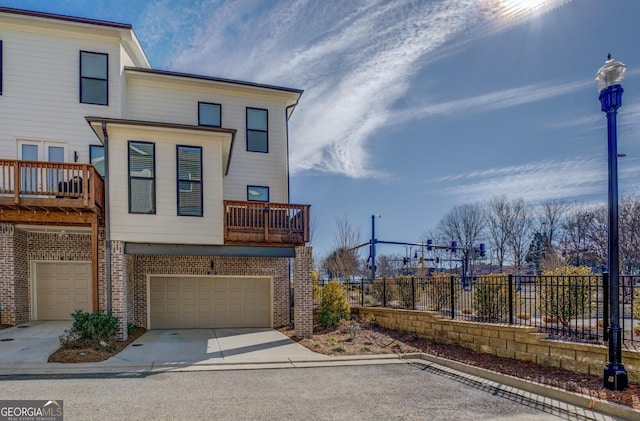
(0, 322, 321, 367)
(107, 327, 323, 366)
(0, 321, 70, 363)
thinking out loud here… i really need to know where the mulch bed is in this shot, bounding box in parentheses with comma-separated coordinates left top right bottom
(48, 327, 146, 363)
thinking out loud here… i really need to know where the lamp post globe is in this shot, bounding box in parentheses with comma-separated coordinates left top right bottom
(596, 54, 628, 391)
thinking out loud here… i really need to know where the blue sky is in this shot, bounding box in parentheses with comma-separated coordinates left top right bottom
(4, 0, 640, 258)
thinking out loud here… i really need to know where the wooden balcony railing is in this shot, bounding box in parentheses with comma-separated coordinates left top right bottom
(224, 200, 310, 246)
(0, 160, 104, 221)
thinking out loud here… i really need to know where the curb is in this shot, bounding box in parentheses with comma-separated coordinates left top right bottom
(402, 353, 639, 421)
(0, 354, 406, 376)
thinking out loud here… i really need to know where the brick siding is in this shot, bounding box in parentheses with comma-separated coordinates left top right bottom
(294, 246, 313, 338)
(128, 255, 290, 329)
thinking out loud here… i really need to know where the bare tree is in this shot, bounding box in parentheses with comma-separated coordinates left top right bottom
(539, 200, 567, 249)
(560, 204, 600, 268)
(486, 195, 511, 272)
(323, 216, 361, 280)
(620, 195, 640, 274)
(507, 198, 531, 275)
(438, 203, 485, 279)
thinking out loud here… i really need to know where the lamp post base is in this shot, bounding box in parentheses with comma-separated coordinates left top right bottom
(604, 363, 628, 391)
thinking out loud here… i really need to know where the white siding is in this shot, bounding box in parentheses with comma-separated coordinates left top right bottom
(0, 20, 125, 163)
(126, 76, 290, 203)
(106, 125, 227, 245)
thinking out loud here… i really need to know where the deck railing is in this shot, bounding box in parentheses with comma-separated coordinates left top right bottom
(224, 200, 310, 246)
(0, 159, 104, 213)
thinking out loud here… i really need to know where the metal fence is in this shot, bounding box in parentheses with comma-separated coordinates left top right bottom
(313, 274, 640, 348)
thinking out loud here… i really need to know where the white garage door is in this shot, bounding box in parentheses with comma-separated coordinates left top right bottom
(36, 262, 92, 320)
(149, 276, 272, 329)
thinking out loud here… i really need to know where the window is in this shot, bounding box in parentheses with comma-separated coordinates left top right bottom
(128, 141, 155, 214)
(246, 108, 268, 152)
(80, 51, 108, 105)
(0, 40, 3, 95)
(198, 102, 221, 127)
(177, 146, 202, 216)
(90, 145, 105, 177)
(247, 185, 269, 202)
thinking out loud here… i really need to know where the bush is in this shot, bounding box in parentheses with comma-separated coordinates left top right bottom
(60, 310, 119, 350)
(368, 278, 395, 305)
(394, 275, 415, 309)
(538, 266, 595, 328)
(317, 280, 350, 327)
(426, 273, 455, 311)
(472, 275, 514, 321)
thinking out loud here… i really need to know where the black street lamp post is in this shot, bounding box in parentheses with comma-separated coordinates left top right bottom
(595, 54, 628, 391)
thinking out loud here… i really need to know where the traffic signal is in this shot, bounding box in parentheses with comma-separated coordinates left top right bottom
(427, 239, 433, 251)
(451, 241, 457, 253)
(479, 243, 486, 257)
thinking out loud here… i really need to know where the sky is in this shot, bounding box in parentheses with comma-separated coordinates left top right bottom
(4, 0, 640, 259)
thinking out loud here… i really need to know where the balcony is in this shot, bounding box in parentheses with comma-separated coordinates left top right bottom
(224, 200, 310, 247)
(0, 160, 104, 225)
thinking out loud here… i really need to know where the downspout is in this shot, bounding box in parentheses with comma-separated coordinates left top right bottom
(285, 102, 298, 203)
(285, 101, 298, 326)
(101, 121, 112, 315)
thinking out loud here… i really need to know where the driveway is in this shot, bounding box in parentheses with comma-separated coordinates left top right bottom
(0, 322, 322, 367)
(0, 321, 70, 363)
(107, 327, 323, 366)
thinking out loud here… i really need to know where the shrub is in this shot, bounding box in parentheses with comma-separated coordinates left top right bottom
(426, 273, 455, 311)
(394, 275, 415, 309)
(317, 280, 350, 327)
(60, 310, 119, 350)
(472, 275, 514, 322)
(538, 266, 595, 328)
(368, 278, 395, 305)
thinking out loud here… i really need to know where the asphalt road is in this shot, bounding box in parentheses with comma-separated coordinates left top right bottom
(0, 363, 613, 421)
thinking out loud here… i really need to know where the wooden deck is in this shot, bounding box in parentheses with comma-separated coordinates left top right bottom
(224, 200, 310, 246)
(0, 160, 104, 225)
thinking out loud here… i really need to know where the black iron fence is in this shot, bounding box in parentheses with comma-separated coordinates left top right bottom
(313, 274, 640, 348)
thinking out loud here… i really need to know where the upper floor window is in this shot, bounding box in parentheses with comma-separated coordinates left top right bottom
(0, 40, 3, 95)
(177, 146, 203, 217)
(198, 102, 221, 127)
(246, 107, 268, 152)
(80, 51, 108, 105)
(247, 185, 269, 202)
(128, 141, 155, 214)
(90, 145, 105, 177)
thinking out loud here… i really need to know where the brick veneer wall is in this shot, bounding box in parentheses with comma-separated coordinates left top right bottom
(28, 232, 91, 261)
(293, 246, 313, 338)
(357, 307, 640, 382)
(128, 255, 290, 330)
(0, 223, 17, 324)
(13, 228, 28, 324)
(110, 241, 128, 341)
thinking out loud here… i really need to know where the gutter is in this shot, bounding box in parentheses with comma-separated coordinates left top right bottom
(101, 121, 112, 315)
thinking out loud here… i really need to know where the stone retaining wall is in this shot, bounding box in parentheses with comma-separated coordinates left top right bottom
(357, 307, 640, 382)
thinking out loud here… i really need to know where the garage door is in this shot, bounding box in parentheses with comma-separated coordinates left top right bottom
(36, 262, 92, 320)
(149, 276, 272, 329)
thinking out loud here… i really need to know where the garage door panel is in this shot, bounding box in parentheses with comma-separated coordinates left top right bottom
(150, 276, 271, 329)
(36, 262, 92, 321)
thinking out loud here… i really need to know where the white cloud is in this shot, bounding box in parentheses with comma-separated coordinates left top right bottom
(147, 0, 572, 178)
(432, 156, 640, 204)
